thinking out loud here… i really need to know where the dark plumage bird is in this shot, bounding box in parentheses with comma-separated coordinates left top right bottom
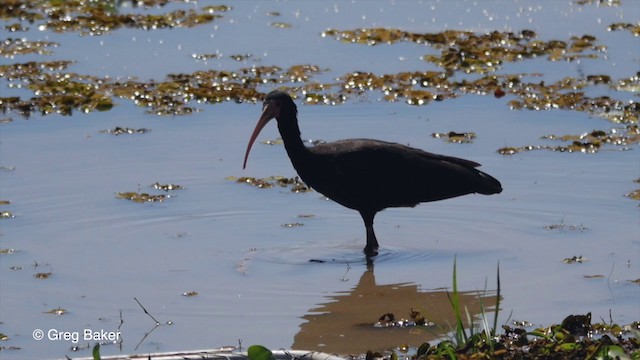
(243, 91, 502, 258)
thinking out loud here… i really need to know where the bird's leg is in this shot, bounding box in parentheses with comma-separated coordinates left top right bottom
(360, 211, 379, 258)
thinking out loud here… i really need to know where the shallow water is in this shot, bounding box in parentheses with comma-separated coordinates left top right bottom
(1, 1, 639, 359)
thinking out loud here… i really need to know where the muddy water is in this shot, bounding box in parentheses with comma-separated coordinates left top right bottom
(1, 1, 639, 359)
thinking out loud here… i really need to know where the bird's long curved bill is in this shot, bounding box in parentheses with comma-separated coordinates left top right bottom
(243, 103, 277, 169)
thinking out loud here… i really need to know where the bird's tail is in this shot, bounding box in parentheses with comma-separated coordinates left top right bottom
(476, 170, 503, 195)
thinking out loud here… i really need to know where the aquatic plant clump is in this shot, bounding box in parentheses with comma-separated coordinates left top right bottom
(0, 0, 226, 36)
(497, 125, 639, 155)
(229, 176, 311, 193)
(322, 28, 606, 73)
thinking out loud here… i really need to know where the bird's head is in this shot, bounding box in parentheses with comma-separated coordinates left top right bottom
(243, 91, 297, 169)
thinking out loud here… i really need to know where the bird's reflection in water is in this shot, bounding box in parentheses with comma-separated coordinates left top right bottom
(293, 263, 496, 355)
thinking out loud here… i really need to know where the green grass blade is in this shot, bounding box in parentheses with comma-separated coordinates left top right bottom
(92, 343, 101, 360)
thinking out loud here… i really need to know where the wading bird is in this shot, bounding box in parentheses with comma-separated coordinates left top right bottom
(243, 91, 502, 258)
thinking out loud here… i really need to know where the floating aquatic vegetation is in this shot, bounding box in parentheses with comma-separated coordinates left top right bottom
(545, 221, 588, 231)
(201, 5, 232, 14)
(281, 222, 304, 228)
(323, 28, 605, 73)
(626, 178, 640, 202)
(233, 176, 275, 189)
(498, 125, 639, 155)
(270, 22, 292, 29)
(374, 309, 435, 328)
(302, 91, 345, 105)
(230, 54, 252, 61)
(276, 176, 311, 193)
(44, 307, 67, 316)
(116, 192, 168, 203)
(230, 175, 311, 193)
(3, 48, 634, 126)
(575, 0, 621, 6)
(563, 255, 586, 264)
(504, 73, 638, 115)
(261, 138, 283, 145)
(0, 60, 74, 81)
(542, 126, 640, 146)
(191, 53, 222, 61)
(151, 182, 183, 191)
(39, 6, 220, 36)
(431, 131, 476, 144)
(583, 274, 605, 279)
(497, 143, 599, 155)
(0, 1, 224, 36)
(614, 73, 640, 93)
(607, 22, 640, 36)
(0, 38, 58, 57)
(100, 126, 151, 135)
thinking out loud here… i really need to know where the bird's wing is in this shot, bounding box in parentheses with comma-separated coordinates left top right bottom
(309, 139, 497, 209)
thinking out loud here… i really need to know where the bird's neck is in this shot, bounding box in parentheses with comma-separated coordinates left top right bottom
(277, 116, 310, 166)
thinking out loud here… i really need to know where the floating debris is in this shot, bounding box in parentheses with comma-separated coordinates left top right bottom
(281, 223, 304, 228)
(192, 53, 222, 60)
(498, 125, 639, 155)
(44, 307, 67, 316)
(202, 5, 232, 14)
(234, 176, 275, 189)
(34, 5, 220, 36)
(511, 320, 534, 327)
(0, 248, 16, 254)
(3, 23, 28, 32)
(544, 220, 588, 232)
(116, 192, 168, 203)
(100, 126, 151, 135)
(276, 177, 311, 193)
(626, 189, 640, 201)
(261, 138, 284, 145)
(230, 176, 311, 193)
(151, 182, 184, 191)
(230, 54, 252, 61)
(626, 179, 640, 202)
(607, 22, 640, 36)
(0, 38, 58, 57)
(323, 28, 605, 73)
(270, 22, 292, 29)
(431, 131, 476, 144)
(0, 211, 14, 219)
(33, 272, 52, 279)
(374, 309, 435, 328)
(182, 291, 198, 297)
(563, 255, 586, 264)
